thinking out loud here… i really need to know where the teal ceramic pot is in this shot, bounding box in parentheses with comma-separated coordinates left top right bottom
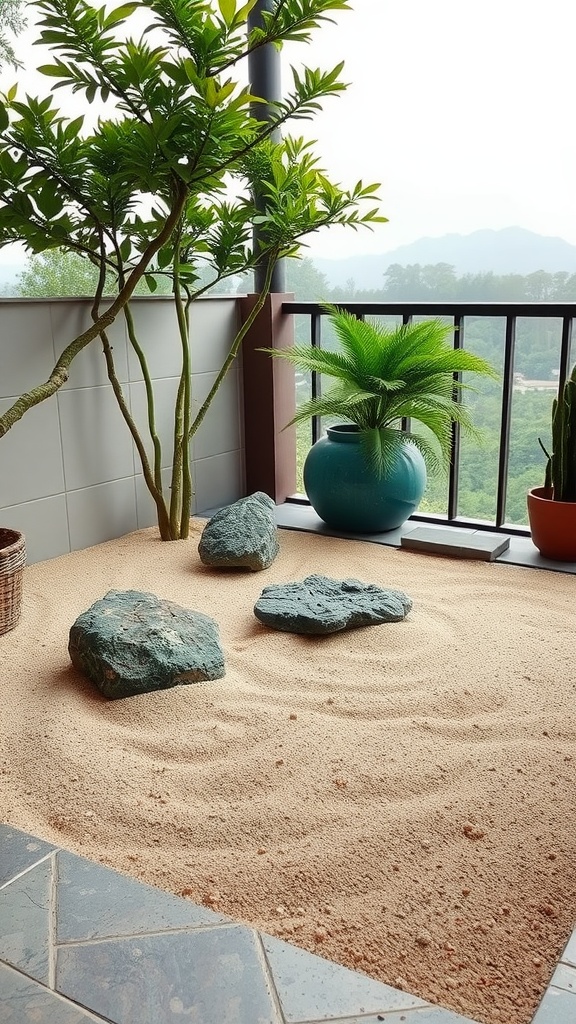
(303, 424, 427, 533)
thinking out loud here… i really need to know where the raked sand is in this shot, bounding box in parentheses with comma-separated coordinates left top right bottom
(1, 521, 575, 1024)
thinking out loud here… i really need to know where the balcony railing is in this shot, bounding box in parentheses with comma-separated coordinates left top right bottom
(282, 301, 575, 536)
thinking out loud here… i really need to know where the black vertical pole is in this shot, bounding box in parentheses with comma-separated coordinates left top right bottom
(495, 315, 516, 527)
(248, 0, 286, 293)
(447, 314, 464, 520)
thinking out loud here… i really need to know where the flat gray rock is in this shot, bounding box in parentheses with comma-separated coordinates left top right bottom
(401, 526, 510, 561)
(198, 492, 279, 571)
(254, 575, 412, 635)
(69, 590, 225, 699)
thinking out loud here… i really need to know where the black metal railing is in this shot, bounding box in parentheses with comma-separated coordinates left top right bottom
(282, 301, 575, 536)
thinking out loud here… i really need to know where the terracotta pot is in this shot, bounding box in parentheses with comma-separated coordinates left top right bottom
(527, 487, 576, 561)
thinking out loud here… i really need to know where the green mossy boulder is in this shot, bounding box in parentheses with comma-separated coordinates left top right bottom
(254, 575, 412, 635)
(69, 590, 225, 699)
(198, 492, 279, 571)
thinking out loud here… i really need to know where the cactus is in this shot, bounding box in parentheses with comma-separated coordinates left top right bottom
(538, 364, 576, 501)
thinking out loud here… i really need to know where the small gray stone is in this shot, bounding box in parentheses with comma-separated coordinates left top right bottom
(69, 590, 225, 699)
(254, 575, 412, 635)
(198, 492, 279, 571)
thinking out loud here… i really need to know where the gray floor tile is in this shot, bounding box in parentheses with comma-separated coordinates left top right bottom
(0, 825, 55, 887)
(390, 1009, 482, 1023)
(56, 850, 228, 942)
(531, 985, 576, 1023)
(316, 1011, 481, 1024)
(0, 962, 108, 1023)
(562, 927, 576, 968)
(262, 934, 426, 1022)
(551, 962, 576, 994)
(56, 924, 281, 1024)
(0, 858, 52, 984)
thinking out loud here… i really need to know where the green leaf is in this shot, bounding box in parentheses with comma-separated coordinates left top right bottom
(156, 247, 173, 270)
(0, 104, 8, 133)
(34, 186, 65, 219)
(36, 64, 66, 78)
(214, 81, 236, 105)
(204, 77, 218, 107)
(65, 115, 84, 140)
(218, 0, 236, 26)
(119, 238, 132, 261)
(237, 0, 258, 23)
(103, 3, 139, 28)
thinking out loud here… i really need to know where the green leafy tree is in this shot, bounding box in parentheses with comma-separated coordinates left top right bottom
(16, 247, 234, 296)
(285, 256, 332, 300)
(17, 250, 115, 297)
(0, 0, 25, 69)
(0, 0, 385, 540)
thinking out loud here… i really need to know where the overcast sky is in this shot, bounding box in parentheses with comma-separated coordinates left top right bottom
(2, 0, 576, 263)
(285, 0, 576, 257)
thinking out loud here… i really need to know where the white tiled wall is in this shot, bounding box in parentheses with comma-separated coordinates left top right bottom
(0, 297, 246, 564)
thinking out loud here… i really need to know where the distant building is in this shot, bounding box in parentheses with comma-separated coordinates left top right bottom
(513, 373, 558, 394)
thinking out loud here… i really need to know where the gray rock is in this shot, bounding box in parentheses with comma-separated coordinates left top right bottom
(254, 575, 412, 635)
(69, 590, 225, 699)
(198, 492, 279, 571)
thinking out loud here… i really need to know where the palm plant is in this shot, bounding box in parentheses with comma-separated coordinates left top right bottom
(267, 306, 498, 476)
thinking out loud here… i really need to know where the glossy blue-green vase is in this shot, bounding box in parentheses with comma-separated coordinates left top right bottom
(303, 424, 427, 533)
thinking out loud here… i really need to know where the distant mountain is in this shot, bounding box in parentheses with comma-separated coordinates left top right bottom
(314, 228, 576, 290)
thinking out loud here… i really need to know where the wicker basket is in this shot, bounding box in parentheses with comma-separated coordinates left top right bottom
(0, 528, 26, 636)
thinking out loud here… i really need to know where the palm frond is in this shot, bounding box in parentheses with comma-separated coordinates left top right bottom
(287, 391, 379, 427)
(322, 305, 399, 377)
(402, 431, 445, 477)
(358, 426, 404, 476)
(357, 426, 444, 478)
(399, 348, 498, 381)
(258, 343, 356, 380)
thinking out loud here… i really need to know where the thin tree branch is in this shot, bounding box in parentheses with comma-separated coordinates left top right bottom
(0, 180, 188, 438)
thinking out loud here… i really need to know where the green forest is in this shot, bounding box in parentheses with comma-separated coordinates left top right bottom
(8, 250, 570, 528)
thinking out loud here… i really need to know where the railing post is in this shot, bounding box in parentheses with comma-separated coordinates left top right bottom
(248, 0, 286, 294)
(447, 314, 464, 520)
(240, 293, 296, 501)
(558, 316, 573, 392)
(495, 315, 516, 526)
(311, 311, 322, 445)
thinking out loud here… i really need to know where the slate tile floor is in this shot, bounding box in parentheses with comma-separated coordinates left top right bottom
(1, 825, 575, 1024)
